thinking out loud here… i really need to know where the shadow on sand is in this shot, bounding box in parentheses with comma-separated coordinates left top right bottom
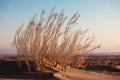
(0, 60, 59, 80)
(84, 65, 120, 72)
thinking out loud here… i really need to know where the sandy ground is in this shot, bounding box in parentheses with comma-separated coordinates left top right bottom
(0, 59, 120, 80)
(54, 68, 120, 80)
(0, 68, 120, 80)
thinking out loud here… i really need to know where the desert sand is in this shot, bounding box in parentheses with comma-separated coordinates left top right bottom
(54, 68, 120, 80)
(0, 70, 120, 80)
(0, 56, 120, 80)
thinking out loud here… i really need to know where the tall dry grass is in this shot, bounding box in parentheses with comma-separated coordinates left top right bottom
(12, 8, 100, 72)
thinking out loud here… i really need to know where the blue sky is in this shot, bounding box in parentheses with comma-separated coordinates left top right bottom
(0, 0, 120, 53)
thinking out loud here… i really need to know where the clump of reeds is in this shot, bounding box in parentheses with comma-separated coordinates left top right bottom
(12, 7, 100, 72)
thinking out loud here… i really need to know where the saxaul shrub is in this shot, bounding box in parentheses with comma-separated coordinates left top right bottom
(12, 7, 100, 72)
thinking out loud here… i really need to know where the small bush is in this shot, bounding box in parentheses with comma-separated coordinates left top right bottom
(12, 7, 100, 72)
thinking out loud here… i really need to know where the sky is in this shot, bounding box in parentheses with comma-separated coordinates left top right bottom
(0, 0, 120, 53)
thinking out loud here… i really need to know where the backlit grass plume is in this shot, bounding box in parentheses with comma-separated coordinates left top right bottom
(12, 7, 100, 72)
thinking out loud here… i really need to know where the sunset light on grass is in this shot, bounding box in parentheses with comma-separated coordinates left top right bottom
(0, 0, 120, 80)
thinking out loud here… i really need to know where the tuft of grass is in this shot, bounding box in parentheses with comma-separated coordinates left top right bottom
(12, 7, 100, 72)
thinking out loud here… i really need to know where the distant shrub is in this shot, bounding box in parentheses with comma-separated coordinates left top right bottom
(12, 7, 100, 72)
(0, 54, 9, 60)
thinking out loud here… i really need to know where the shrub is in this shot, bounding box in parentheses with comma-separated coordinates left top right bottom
(12, 7, 100, 72)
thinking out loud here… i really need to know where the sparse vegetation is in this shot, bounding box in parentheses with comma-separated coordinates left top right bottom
(12, 7, 100, 72)
(0, 54, 9, 60)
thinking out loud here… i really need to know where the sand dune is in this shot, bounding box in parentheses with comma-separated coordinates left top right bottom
(54, 68, 120, 80)
(0, 56, 120, 80)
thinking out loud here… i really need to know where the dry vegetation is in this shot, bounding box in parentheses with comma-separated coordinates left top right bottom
(12, 7, 100, 72)
(0, 54, 8, 60)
